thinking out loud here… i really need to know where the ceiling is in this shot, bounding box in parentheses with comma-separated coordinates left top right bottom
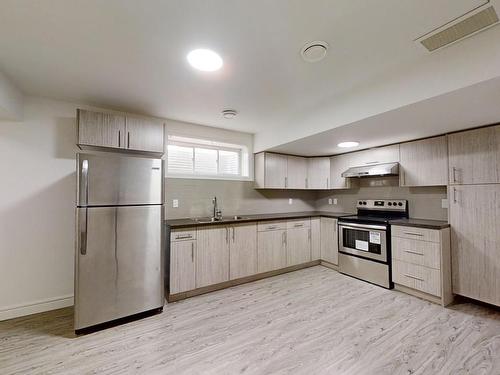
(1, 0, 500, 153)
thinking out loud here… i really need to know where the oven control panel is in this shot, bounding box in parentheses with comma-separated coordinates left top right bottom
(356, 199, 407, 211)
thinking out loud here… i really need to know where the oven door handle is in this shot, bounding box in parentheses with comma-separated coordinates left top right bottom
(338, 222, 387, 231)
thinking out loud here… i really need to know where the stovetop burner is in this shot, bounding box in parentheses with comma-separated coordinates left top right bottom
(338, 199, 409, 226)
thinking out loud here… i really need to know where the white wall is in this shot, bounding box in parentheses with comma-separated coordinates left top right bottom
(0, 70, 24, 121)
(0, 96, 77, 320)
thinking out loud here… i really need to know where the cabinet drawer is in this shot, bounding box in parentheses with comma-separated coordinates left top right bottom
(286, 219, 311, 229)
(258, 220, 287, 231)
(392, 237, 441, 269)
(170, 228, 197, 242)
(392, 225, 440, 243)
(393, 260, 441, 297)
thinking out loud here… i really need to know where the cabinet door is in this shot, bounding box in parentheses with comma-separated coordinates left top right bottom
(196, 226, 230, 288)
(448, 125, 500, 185)
(170, 240, 196, 294)
(449, 185, 500, 306)
(257, 230, 287, 273)
(330, 154, 358, 190)
(320, 217, 338, 264)
(286, 227, 311, 266)
(351, 144, 400, 166)
(308, 158, 330, 189)
(229, 223, 257, 279)
(126, 116, 164, 153)
(287, 156, 307, 189)
(400, 136, 448, 187)
(77, 109, 125, 149)
(265, 153, 287, 188)
(311, 218, 321, 260)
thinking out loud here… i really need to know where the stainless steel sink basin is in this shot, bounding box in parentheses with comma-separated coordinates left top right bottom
(192, 217, 222, 224)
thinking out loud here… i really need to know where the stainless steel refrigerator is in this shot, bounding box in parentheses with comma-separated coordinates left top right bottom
(75, 153, 164, 333)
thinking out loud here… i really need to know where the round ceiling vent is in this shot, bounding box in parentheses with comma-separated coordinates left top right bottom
(301, 41, 329, 63)
(221, 109, 238, 119)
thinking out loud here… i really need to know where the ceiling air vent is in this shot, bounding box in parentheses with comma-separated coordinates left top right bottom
(416, 5, 499, 52)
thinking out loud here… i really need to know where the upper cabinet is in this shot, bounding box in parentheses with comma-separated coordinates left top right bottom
(350, 144, 400, 166)
(448, 125, 500, 185)
(307, 157, 330, 189)
(287, 156, 308, 189)
(77, 109, 164, 155)
(125, 116, 164, 153)
(255, 152, 287, 188)
(329, 153, 358, 190)
(400, 136, 448, 187)
(77, 109, 125, 149)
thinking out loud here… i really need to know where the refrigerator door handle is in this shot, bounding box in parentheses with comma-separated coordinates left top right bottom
(81, 159, 89, 206)
(79, 208, 88, 255)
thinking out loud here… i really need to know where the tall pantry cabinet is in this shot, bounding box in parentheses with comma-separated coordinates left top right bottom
(448, 124, 500, 306)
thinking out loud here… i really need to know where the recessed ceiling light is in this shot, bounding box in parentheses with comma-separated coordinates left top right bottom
(187, 49, 223, 71)
(301, 41, 329, 63)
(338, 141, 359, 148)
(222, 109, 238, 119)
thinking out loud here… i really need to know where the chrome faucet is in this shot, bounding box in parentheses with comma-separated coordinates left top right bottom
(212, 196, 222, 221)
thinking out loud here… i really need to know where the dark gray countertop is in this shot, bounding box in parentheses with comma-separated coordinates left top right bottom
(165, 211, 354, 229)
(389, 218, 450, 230)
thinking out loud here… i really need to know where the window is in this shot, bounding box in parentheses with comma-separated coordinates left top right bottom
(166, 135, 249, 179)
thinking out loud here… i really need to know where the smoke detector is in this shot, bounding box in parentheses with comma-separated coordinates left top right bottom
(221, 109, 238, 119)
(301, 41, 329, 62)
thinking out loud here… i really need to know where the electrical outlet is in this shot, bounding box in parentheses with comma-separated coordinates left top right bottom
(441, 198, 449, 209)
(172, 199, 179, 208)
(288, 198, 293, 205)
(333, 198, 338, 205)
(328, 198, 333, 205)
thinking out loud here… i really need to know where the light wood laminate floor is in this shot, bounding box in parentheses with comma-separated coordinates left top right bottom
(1, 266, 500, 375)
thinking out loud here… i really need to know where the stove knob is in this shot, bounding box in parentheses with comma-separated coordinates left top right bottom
(363, 201, 367, 205)
(358, 201, 363, 205)
(388, 202, 392, 206)
(398, 202, 403, 206)
(393, 202, 397, 206)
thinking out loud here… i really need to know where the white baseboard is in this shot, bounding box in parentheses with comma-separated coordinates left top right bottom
(0, 295, 74, 321)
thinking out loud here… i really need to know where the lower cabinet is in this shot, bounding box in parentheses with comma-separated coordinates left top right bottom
(170, 240, 196, 294)
(257, 227, 287, 273)
(286, 219, 311, 266)
(311, 218, 321, 261)
(196, 226, 230, 288)
(229, 223, 258, 280)
(320, 217, 338, 265)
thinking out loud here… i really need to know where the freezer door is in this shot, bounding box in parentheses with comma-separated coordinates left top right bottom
(77, 153, 162, 206)
(75, 206, 163, 330)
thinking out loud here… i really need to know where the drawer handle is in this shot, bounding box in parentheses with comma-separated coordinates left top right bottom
(404, 273, 424, 281)
(267, 225, 277, 229)
(403, 232, 423, 237)
(404, 249, 424, 256)
(175, 234, 193, 239)
(294, 223, 304, 227)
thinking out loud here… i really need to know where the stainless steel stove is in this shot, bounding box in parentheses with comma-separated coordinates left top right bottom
(337, 199, 408, 288)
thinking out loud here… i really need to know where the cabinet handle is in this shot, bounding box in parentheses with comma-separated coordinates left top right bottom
(284, 232, 287, 245)
(118, 130, 121, 147)
(401, 170, 405, 186)
(308, 228, 311, 240)
(294, 223, 304, 227)
(453, 187, 457, 203)
(326, 177, 329, 189)
(225, 227, 228, 243)
(282, 231, 285, 245)
(403, 232, 424, 237)
(404, 273, 424, 282)
(404, 249, 424, 256)
(267, 225, 277, 230)
(285, 177, 288, 188)
(232, 227, 235, 242)
(127, 132, 130, 148)
(175, 234, 192, 240)
(191, 242, 194, 262)
(452, 167, 457, 183)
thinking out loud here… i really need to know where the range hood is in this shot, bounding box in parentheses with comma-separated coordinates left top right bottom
(341, 162, 399, 178)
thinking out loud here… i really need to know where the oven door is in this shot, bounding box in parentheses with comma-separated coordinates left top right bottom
(338, 222, 387, 263)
